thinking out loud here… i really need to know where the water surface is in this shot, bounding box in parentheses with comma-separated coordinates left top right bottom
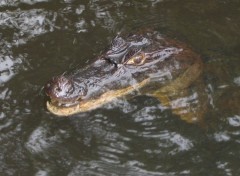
(1, 0, 240, 175)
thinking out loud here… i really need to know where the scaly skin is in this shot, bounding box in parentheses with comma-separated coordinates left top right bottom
(45, 30, 204, 123)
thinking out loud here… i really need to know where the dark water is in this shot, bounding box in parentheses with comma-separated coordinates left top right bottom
(1, 0, 240, 175)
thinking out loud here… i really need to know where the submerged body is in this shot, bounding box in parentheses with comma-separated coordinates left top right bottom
(45, 30, 204, 123)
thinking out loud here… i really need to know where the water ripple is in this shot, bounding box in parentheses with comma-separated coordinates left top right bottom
(1, 0, 240, 175)
(0, 9, 57, 44)
(25, 125, 59, 153)
(68, 160, 168, 176)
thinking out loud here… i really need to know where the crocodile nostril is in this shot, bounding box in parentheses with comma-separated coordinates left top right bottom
(56, 87, 62, 92)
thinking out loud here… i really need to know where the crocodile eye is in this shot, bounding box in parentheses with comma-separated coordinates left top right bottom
(126, 53, 146, 65)
(133, 55, 142, 64)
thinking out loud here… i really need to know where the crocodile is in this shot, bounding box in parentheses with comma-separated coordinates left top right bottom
(45, 29, 204, 123)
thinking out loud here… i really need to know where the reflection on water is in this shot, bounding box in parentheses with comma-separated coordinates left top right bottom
(0, 56, 18, 83)
(0, 0, 240, 175)
(234, 76, 240, 86)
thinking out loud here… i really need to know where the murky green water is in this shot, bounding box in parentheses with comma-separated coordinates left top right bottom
(1, 0, 240, 175)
